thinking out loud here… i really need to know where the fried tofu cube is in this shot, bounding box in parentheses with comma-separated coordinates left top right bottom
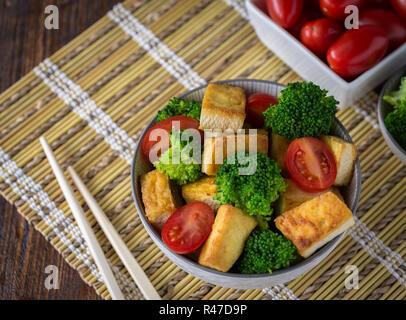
(321, 135, 357, 186)
(202, 131, 269, 176)
(275, 192, 354, 258)
(198, 205, 257, 272)
(199, 83, 246, 131)
(270, 133, 290, 174)
(276, 179, 343, 215)
(181, 177, 220, 211)
(140, 170, 179, 229)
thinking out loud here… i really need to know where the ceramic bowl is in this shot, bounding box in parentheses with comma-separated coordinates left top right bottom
(131, 79, 361, 289)
(378, 67, 406, 166)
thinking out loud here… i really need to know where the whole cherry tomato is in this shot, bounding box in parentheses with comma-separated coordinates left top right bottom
(266, 0, 304, 28)
(359, 8, 406, 52)
(288, 10, 312, 39)
(391, 0, 406, 20)
(327, 26, 389, 78)
(319, 0, 366, 20)
(365, 0, 392, 9)
(300, 18, 344, 56)
(246, 93, 278, 127)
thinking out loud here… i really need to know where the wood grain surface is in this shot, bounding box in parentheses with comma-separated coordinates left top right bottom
(0, 0, 123, 300)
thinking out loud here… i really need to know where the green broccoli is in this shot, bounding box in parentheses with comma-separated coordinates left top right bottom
(156, 97, 202, 123)
(384, 104, 406, 150)
(383, 76, 406, 108)
(154, 129, 202, 185)
(237, 229, 297, 274)
(214, 152, 286, 220)
(383, 76, 406, 150)
(263, 81, 338, 140)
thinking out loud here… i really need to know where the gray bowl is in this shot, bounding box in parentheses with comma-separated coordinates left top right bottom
(131, 79, 361, 289)
(378, 68, 406, 165)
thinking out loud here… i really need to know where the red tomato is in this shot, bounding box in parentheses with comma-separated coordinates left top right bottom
(246, 93, 278, 127)
(359, 9, 406, 52)
(288, 10, 313, 39)
(286, 137, 337, 193)
(365, 0, 392, 9)
(300, 18, 344, 56)
(161, 202, 215, 254)
(319, 0, 366, 20)
(327, 26, 389, 78)
(141, 115, 200, 163)
(266, 0, 304, 28)
(391, 0, 406, 20)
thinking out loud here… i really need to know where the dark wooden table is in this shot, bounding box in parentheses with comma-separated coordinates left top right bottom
(0, 0, 123, 300)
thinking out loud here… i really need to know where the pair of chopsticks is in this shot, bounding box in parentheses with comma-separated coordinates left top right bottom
(39, 136, 160, 300)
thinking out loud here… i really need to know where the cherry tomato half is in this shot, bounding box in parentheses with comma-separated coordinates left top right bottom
(391, 0, 406, 20)
(286, 137, 337, 193)
(300, 18, 344, 56)
(327, 26, 389, 79)
(319, 0, 366, 20)
(246, 93, 278, 127)
(161, 202, 215, 254)
(266, 0, 304, 28)
(359, 9, 406, 52)
(141, 115, 201, 163)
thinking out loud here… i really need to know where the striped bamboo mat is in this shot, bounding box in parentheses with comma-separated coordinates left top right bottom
(0, 0, 405, 300)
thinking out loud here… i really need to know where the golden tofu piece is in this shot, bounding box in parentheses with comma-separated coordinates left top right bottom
(198, 205, 257, 272)
(270, 133, 290, 174)
(276, 179, 343, 215)
(202, 132, 269, 176)
(199, 83, 246, 131)
(181, 177, 220, 211)
(275, 192, 354, 258)
(140, 170, 178, 229)
(321, 135, 357, 186)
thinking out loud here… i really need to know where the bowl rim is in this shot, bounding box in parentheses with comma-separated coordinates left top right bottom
(130, 78, 361, 283)
(378, 67, 406, 155)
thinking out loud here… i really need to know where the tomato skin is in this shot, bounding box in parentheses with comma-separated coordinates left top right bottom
(327, 26, 389, 78)
(359, 9, 406, 52)
(286, 137, 337, 193)
(319, 0, 366, 20)
(246, 93, 278, 127)
(300, 18, 344, 56)
(391, 0, 406, 21)
(266, 0, 304, 28)
(161, 202, 215, 254)
(365, 0, 392, 9)
(288, 10, 312, 39)
(141, 115, 200, 163)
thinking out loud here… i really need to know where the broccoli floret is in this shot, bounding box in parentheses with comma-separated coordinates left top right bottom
(383, 77, 406, 108)
(214, 152, 286, 218)
(237, 229, 297, 274)
(154, 129, 202, 185)
(263, 82, 338, 140)
(384, 105, 406, 150)
(156, 98, 202, 123)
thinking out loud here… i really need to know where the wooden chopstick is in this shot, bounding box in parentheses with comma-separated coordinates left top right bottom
(39, 136, 125, 300)
(68, 166, 161, 300)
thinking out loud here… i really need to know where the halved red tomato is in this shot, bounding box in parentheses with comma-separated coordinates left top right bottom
(141, 115, 201, 163)
(246, 93, 278, 127)
(286, 137, 337, 192)
(161, 202, 215, 254)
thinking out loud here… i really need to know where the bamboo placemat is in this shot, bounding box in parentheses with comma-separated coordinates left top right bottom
(0, 0, 405, 300)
